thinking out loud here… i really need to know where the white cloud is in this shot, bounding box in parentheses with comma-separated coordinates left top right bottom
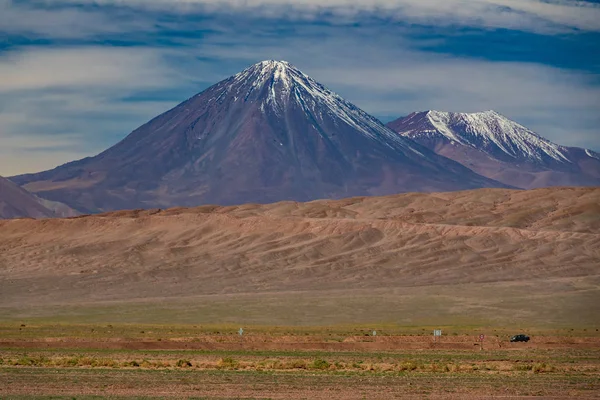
(0, 91, 179, 176)
(0, 132, 88, 176)
(0, 46, 186, 175)
(36, 0, 600, 32)
(0, 46, 178, 91)
(0, 0, 153, 38)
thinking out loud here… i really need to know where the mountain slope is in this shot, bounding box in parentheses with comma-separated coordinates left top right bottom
(11, 61, 506, 213)
(387, 110, 600, 189)
(0, 175, 75, 219)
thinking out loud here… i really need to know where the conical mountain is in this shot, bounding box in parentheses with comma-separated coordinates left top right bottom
(12, 61, 506, 213)
(387, 110, 600, 189)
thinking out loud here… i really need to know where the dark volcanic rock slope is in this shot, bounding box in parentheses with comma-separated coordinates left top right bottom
(387, 110, 600, 189)
(12, 61, 505, 212)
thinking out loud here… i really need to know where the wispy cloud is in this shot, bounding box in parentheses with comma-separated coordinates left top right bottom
(0, 45, 187, 175)
(0, 134, 87, 176)
(32, 0, 600, 32)
(0, 0, 152, 38)
(0, 46, 179, 90)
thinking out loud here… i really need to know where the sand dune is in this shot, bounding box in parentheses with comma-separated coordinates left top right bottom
(1, 187, 598, 315)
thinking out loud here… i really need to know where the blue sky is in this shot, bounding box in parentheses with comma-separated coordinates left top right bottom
(1, 0, 599, 176)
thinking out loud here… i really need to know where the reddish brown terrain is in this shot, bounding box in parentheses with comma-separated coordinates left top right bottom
(1, 186, 598, 327)
(1, 186, 599, 400)
(3, 334, 599, 352)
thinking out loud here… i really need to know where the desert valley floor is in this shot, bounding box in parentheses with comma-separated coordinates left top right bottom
(0, 186, 598, 326)
(1, 187, 599, 399)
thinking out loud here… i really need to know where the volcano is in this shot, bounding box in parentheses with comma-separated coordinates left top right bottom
(12, 61, 506, 213)
(387, 110, 600, 189)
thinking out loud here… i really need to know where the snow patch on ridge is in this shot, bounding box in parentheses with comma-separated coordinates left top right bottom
(586, 149, 600, 160)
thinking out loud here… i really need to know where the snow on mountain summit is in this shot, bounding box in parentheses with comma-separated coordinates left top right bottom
(210, 60, 417, 152)
(398, 110, 571, 164)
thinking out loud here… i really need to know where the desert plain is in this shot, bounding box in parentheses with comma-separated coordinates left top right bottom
(1, 187, 599, 399)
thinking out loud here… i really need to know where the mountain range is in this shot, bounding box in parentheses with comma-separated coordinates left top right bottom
(387, 111, 600, 189)
(5, 60, 599, 216)
(9, 61, 504, 214)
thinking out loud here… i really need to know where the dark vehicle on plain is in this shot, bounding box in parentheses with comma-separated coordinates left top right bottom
(510, 334, 530, 342)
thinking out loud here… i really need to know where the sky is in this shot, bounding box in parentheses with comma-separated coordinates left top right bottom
(0, 0, 599, 176)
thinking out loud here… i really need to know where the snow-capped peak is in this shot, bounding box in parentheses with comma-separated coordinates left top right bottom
(232, 60, 298, 89)
(257, 60, 293, 71)
(214, 60, 419, 153)
(422, 110, 571, 163)
(251, 60, 294, 85)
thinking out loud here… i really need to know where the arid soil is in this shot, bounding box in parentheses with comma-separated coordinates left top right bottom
(2, 334, 599, 351)
(1, 187, 599, 326)
(1, 341, 599, 399)
(3, 367, 596, 400)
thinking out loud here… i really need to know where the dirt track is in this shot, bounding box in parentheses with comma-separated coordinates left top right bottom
(3, 335, 599, 351)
